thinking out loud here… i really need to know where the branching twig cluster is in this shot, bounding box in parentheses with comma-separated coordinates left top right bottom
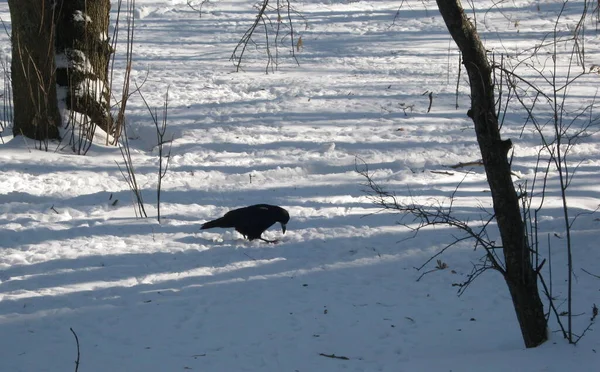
(356, 160, 504, 295)
(109, 0, 136, 145)
(137, 85, 173, 223)
(230, 0, 306, 73)
(187, 0, 213, 18)
(488, 0, 599, 344)
(0, 55, 10, 144)
(116, 124, 148, 219)
(116, 80, 173, 221)
(0, 16, 11, 141)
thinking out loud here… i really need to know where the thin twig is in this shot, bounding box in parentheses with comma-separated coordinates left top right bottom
(70, 328, 80, 372)
(319, 353, 349, 360)
(582, 268, 600, 279)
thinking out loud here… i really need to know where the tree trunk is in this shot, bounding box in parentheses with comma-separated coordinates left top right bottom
(54, 0, 114, 142)
(435, 0, 548, 348)
(8, 0, 61, 141)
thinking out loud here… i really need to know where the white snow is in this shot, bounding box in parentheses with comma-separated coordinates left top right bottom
(73, 10, 92, 23)
(55, 48, 111, 146)
(0, 0, 599, 371)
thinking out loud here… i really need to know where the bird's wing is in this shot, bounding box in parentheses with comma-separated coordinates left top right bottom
(231, 206, 278, 239)
(201, 213, 235, 229)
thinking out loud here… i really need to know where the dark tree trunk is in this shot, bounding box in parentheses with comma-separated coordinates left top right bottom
(435, 0, 548, 348)
(8, 0, 61, 141)
(54, 0, 114, 140)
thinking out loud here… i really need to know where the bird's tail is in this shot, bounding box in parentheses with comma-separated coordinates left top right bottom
(200, 216, 231, 230)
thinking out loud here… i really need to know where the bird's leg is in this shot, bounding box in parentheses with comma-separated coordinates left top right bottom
(259, 237, 279, 244)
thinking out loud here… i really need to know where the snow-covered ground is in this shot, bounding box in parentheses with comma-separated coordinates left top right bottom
(1, 0, 599, 371)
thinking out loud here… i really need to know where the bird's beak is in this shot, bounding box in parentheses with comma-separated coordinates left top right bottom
(281, 223, 287, 234)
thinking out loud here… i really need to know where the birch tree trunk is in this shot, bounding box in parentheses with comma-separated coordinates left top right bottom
(435, 0, 548, 348)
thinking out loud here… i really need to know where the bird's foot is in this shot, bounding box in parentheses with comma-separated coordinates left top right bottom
(259, 238, 280, 244)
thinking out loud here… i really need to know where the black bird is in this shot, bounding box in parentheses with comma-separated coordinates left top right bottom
(200, 204, 290, 243)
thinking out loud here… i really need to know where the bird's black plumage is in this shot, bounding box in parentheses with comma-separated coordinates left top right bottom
(201, 204, 290, 243)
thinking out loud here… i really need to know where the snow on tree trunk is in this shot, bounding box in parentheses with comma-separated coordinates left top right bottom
(8, 0, 62, 141)
(435, 0, 548, 348)
(55, 0, 114, 142)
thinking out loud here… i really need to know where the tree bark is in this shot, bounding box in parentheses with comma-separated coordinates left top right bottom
(54, 0, 114, 140)
(8, 0, 61, 141)
(435, 0, 548, 348)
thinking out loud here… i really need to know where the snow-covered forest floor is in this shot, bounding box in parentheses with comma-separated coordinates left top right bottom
(0, 0, 599, 370)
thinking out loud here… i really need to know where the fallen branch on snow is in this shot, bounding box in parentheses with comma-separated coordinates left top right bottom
(319, 353, 350, 360)
(448, 160, 483, 169)
(430, 170, 455, 176)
